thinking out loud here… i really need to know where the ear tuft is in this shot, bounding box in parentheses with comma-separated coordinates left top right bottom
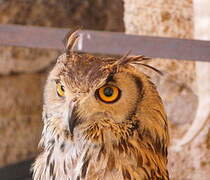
(64, 30, 80, 57)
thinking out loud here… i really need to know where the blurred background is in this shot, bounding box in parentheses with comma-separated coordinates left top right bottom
(0, 0, 210, 180)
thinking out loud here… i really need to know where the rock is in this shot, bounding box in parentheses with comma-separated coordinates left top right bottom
(0, 0, 124, 31)
(0, 47, 59, 75)
(0, 73, 45, 166)
(123, 0, 193, 38)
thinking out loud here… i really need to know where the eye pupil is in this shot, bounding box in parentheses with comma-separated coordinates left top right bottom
(104, 87, 113, 97)
(61, 85, 65, 91)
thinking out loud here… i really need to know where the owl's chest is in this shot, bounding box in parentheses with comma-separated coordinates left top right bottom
(46, 141, 122, 180)
(47, 141, 87, 179)
(35, 137, 168, 180)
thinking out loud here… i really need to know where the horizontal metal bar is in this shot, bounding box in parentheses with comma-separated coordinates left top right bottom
(0, 24, 210, 62)
(0, 159, 33, 180)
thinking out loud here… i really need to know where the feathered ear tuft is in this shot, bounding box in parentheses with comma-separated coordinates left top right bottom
(116, 52, 163, 75)
(64, 30, 80, 57)
(118, 52, 150, 66)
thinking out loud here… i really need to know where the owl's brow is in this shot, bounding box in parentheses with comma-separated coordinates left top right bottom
(52, 79, 66, 87)
(106, 73, 116, 83)
(53, 79, 61, 84)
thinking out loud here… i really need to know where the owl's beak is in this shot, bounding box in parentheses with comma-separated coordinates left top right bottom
(64, 101, 78, 135)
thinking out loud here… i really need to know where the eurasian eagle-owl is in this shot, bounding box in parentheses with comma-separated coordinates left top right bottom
(33, 31, 169, 180)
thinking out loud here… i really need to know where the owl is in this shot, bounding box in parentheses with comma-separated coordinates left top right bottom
(32, 31, 169, 180)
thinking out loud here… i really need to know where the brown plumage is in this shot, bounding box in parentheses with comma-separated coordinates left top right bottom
(32, 31, 169, 180)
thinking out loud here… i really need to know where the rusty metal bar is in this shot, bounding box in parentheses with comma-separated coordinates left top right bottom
(0, 24, 210, 62)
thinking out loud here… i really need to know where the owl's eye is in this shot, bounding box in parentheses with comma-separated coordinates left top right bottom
(56, 83, 65, 97)
(97, 85, 121, 103)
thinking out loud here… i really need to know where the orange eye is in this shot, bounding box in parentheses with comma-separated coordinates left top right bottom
(56, 83, 65, 97)
(97, 85, 120, 103)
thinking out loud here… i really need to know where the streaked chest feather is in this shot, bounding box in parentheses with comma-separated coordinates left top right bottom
(33, 129, 169, 180)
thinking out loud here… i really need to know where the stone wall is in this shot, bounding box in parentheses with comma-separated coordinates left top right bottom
(123, 0, 210, 179)
(0, 0, 124, 167)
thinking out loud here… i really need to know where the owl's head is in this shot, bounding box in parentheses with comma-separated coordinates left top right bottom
(43, 31, 168, 150)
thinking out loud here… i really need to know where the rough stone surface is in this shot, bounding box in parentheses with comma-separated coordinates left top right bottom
(124, 0, 210, 179)
(0, 0, 124, 167)
(0, 0, 124, 31)
(168, 124, 210, 180)
(124, 0, 193, 38)
(168, 0, 210, 179)
(0, 73, 45, 167)
(0, 47, 59, 75)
